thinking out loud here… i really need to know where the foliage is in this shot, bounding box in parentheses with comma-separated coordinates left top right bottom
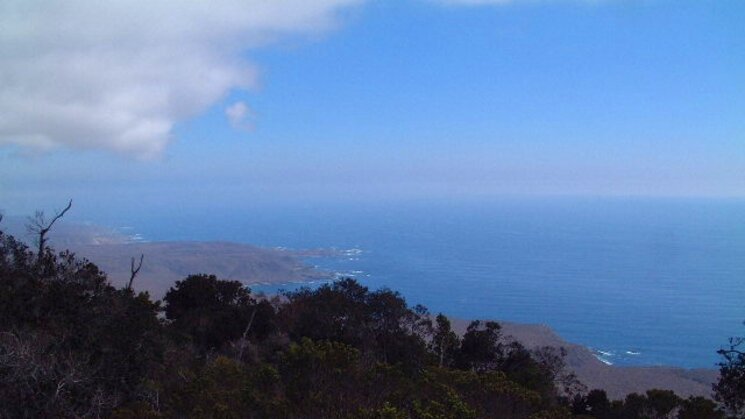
(570, 389, 727, 419)
(429, 314, 459, 368)
(279, 279, 431, 370)
(164, 274, 276, 353)
(0, 229, 164, 417)
(0, 221, 729, 418)
(714, 335, 745, 418)
(456, 320, 503, 372)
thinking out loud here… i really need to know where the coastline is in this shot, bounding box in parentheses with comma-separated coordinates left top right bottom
(0, 219, 719, 400)
(70, 241, 333, 298)
(450, 319, 717, 400)
(55, 239, 726, 400)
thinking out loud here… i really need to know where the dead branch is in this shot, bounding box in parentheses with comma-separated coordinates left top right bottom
(27, 200, 72, 259)
(237, 306, 258, 361)
(127, 254, 144, 290)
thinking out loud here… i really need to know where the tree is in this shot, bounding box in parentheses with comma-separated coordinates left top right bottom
(456, 320, 503, 372)
(26, 199, 72, 266)
(496, 341, 564, 404)
(280, 279, 430, 369)
(163, 274, 274, 353)
(714, 333, 745, 418)
(0, 225, 163, 417)
(280, 338, 364, 416)
(533, 346, 586, 399)
(621, 393, 650, 419)
(678, 396, 724, 419)
(430, 314, 460, 368)
(644, 389, 681, 419)
(583, 389, 611, 417)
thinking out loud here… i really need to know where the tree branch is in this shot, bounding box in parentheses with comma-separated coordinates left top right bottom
(28, 200, 72, 260)
(237, 306, 258, 362)
(127, 254, 144, 290)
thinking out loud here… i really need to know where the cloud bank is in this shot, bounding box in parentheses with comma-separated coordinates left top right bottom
(0, 0, 361, 157)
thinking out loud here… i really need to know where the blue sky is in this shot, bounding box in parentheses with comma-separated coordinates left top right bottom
(1, 0, 743, 217)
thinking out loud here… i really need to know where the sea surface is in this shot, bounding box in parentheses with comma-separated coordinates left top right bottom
(82, 198, 745, 369)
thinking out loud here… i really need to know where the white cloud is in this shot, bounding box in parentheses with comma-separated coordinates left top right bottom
(225, 101, 254, 131)
(0, 0, 361, 158)
(433, 0, 600, 4)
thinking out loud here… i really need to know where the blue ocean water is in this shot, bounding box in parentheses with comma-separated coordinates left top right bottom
(85, 198, 745, 368)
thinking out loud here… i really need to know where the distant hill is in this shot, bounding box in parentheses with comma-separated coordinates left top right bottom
(0, 217, 329, 298)
(73, 241, 329, 297)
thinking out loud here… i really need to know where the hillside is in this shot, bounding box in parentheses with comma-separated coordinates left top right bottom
(72, 241, 329, 298)
(0, 217, 329, 298)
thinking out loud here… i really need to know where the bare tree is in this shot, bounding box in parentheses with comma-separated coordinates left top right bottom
(127, 254, 144, 290)
(27, 200, 72, 259)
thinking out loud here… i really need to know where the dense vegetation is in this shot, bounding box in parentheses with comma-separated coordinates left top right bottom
(0, 222, 741, 418)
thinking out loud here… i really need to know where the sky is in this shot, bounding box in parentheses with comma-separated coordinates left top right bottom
(1, 0, 744, 217)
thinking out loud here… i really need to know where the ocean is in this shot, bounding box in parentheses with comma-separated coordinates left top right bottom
(85, 197, 745, 369)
